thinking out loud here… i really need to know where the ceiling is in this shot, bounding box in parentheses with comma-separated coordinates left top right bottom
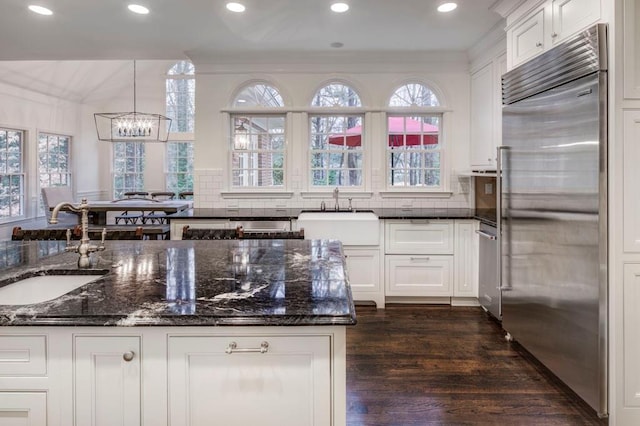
(0, 0, 504, 61)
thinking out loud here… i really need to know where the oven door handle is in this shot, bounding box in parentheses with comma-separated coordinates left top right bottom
(475, 230, 497, 240)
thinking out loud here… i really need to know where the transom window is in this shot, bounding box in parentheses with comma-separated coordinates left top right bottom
(0, 128, 24, 219)
(166, 61, 195, 133)
(387, 83, 443, 189)
(310, 83, 363, 187)
(231, 83, 286, 189)
(38, 132, 72, 215)
(234, 83, 284, 107)
(113, 142, 144, 199)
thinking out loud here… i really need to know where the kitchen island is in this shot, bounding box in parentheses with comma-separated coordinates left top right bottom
(0, 239, 355, 426)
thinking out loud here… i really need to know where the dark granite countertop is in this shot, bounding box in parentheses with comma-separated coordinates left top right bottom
(0, 240, 356, 327)
(168, 207, 476, 221)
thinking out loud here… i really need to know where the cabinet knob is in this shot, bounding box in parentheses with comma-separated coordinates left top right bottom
(551, 32, 558, 38)
(536, 42, 542, 47)
(122, 351, 135, 362)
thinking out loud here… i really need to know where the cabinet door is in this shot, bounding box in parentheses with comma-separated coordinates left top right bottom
(624, 0, 640, 98)
(0, 392, 47, 425)
(74, 336, 141, 426)
(168, 335, 331, 426)
(454, 221, 478, 297)
(624, 111, 640, 252)
(509, 9, 545, 68)
(470, 62, 495, 168)
(344, 247, 383, 307)
(551, 0, 600, 46)
(386, 255, 453, 297)
(623, 264, 640, 407)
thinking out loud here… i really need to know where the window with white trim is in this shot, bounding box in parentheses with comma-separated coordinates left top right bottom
(166, 61, 195, 133)
(0, 128, 24, 219)
(38, 132, 72, 215)
(310, 83, 363, 187)
(387, 83, 443, 189)
(113, 141, 144, 199)
(166, 141, 194, 193)
(231, 83, 286, 188)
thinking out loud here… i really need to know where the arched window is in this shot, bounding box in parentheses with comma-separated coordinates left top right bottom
(231, 83, 285, 188)
(309, 83, 363, 187)
(233, 83, 284, 107)
(165, 61, 195, 193)
(166, 61, 195, 133)
(387, 83, 443, 189)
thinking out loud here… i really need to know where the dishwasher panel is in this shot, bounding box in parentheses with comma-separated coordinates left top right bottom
(477, 222, 500, 319)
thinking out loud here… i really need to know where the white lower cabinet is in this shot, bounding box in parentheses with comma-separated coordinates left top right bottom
(168, 335, 331, 426)
(385, 255, 454, 297)
(0, 392, 47, 425)
(453, 221, 479, 299)
(74, 336, 141, 426)
(343, 247, 383, 308)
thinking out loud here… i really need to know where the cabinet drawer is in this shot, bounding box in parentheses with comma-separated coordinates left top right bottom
(0, 392, 47, 424)
(385, 220, 454, 254)
(385, 255, 453, 297)
(0, 335, 47, 376)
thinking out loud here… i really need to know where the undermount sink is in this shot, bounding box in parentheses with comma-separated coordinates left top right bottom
(297, 211, 379, 245)
(0, 271, 106, 306)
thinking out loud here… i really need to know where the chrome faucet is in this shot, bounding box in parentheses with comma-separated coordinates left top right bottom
(333, 187, 340, 211)
(50, 198, 106, 268)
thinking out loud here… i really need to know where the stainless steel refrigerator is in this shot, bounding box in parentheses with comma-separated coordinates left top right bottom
(500, 24, 608, 417)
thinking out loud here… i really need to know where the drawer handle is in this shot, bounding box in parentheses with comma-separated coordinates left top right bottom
(409, 257, 430, 262)
(226, 341, 269, 354)
(409, 219, 429, 224)
(536, 42, 542, 47)
(122, 351, 135, 362)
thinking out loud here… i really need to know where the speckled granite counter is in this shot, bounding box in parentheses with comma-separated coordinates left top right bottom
(168, 207, 476, 221)
(0, 239, 356, 327)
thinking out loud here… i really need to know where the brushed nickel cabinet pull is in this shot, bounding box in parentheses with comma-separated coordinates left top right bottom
(122, 351, 135, 362)
(225, 341, 270, 354)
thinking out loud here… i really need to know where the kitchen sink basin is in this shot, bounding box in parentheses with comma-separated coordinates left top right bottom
(297, 211, 379, 245)
(0, 271, 106, 305)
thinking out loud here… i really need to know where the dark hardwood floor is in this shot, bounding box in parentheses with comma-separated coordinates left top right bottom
(346, 305, 607, 426)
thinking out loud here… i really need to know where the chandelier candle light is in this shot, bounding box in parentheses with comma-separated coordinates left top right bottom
(94, 61, 172, 142)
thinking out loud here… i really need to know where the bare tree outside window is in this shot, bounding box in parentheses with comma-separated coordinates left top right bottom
(0, 128, 24, 219)
(387, 84, 442, 188)
(113, 141, 144, 199)
(166, 61, 195, 133)
(310, 83, 363, 187)
(167, 142, 194, 193)
(38, 132, 72, 215)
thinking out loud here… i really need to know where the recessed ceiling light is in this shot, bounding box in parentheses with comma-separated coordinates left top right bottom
(437, 2, 457, 13)
(331, 42, 344, 48)
(226, 2, 246, 13)
(331, 3, 349, 13)
(28, 5, 53, 15)
(128, 4, 150, 14)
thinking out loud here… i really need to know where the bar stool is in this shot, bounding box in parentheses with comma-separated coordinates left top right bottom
(142, 191, 175, 224)
(181, 225, 240, 240)
(178, 191, 194, 200)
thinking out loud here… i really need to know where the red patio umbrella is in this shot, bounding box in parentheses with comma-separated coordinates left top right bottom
(328, 116, 439, 147)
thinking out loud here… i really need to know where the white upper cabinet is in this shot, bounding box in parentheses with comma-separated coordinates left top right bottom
(624, 0, 640, 98)
(506, 0, 601, 69)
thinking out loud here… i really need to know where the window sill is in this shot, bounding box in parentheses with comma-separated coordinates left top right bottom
(221, 191, 294, 199)
(300, 191, 373, 199)
(378, 191, 453, 199)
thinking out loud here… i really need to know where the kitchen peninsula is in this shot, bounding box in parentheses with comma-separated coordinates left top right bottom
(0, 239, 355, 426)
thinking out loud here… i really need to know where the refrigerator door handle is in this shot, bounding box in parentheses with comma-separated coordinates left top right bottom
(496, 145, 511, 291)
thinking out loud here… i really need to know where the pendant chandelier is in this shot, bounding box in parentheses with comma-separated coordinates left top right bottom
(94, 61, 172, 142)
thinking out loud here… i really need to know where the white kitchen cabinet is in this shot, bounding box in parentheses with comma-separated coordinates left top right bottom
(623, 111, 640, 252)
(385, 255, 454, 297)
(385, 220, 454, 255)
(508, 8, 546, 69)
(0, 335, 47, 376)
(0, 392, 47, 425)
(74, 336, 141, 426)
(623, 264, 640, 407)
(470, 62, 496, 168)
(453, 221, 479, 298)
(506, 0, 601, 69)
(168, 335, 331, 426)
(344, 247, 384, 308)
(624, 0, 640, 98)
